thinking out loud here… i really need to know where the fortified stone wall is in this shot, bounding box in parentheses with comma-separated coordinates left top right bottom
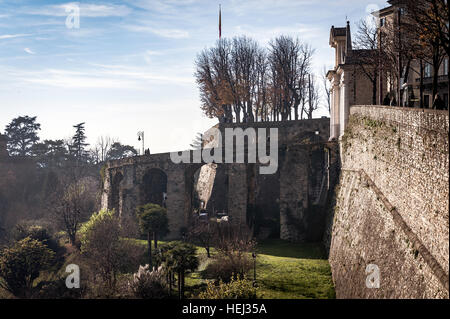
(328, 105, 449, 298)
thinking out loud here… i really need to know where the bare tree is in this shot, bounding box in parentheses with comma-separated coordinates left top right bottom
(405, 0, 449, 105)
(50, 169, 99, 246)
(322, 65, 331, 114)
(96, 136, 118, 162)
(353, 18, 386, 105)
(187, 219, 215, 258)
(304, 74, 320, 119)
(195, 37, 268, 123)
(254, 50, 269, 121)
(195, 35, 316, 123)
(268, 36, 314, 120)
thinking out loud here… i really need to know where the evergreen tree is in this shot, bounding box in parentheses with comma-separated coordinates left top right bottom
(106, 142, 138, 160)
(71, 122, 89, 163)
(5, 116, 41, 157)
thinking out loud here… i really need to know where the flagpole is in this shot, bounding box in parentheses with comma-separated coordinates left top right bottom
(219, 4, 221, 39)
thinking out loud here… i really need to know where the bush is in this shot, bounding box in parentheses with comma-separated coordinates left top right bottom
(202, 223, 255, 282)
(79, 209, 129, 292)
(13, 224, 60, 253)
(33, 278, 84, 299)
(203, 253, 253, 282)
(129, 265, 168, 299)
(0, 237, 55, 298)
(198, 276, 257, 299)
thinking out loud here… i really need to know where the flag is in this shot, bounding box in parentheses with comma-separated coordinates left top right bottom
(219, 4, 221, 39)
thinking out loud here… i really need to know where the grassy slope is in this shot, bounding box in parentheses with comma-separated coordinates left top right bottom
(136, 238, 335, 299)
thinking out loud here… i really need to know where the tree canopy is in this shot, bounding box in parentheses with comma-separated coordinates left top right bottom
(195, 35, 317, 123)
(5, 115, 41, 157)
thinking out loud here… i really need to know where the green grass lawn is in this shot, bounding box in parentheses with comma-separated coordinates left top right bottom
(254, 240, 335, 299)
(131, 238, 335, 299)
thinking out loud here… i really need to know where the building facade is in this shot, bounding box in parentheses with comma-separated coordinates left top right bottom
(327, 22, 376, 139)
(375, 0, 449, 109)
(328, 1, 449, 139)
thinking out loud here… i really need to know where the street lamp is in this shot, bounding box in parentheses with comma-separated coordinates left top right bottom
(137, 131, 144, 155)
(252, 252, 258, 288)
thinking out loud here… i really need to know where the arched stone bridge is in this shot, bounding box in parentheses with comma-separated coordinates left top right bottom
(101, 118, 339, 241)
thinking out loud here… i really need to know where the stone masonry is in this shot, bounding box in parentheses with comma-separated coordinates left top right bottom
(328, 105, 449, 298)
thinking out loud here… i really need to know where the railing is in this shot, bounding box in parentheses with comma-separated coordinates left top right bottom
(415, 74, 448, 84)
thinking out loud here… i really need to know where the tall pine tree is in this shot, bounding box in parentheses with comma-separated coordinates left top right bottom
(71, 122, 89, 164)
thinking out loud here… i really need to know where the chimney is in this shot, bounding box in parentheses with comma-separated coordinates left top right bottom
(345, 20, 352, 56)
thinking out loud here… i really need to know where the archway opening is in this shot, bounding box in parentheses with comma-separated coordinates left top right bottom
(191, 163, 228, 220)
(111, 172, 123, 214)
(141, 168, 168, 207)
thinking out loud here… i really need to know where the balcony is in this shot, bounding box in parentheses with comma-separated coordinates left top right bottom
(415, 75, 449, 84)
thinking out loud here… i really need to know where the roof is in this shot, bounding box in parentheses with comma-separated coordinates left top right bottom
(344, 49, 377, 64)
(332, 27, 346, 37)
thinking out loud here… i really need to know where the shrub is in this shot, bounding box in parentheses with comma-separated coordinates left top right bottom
(0, 237, 55, 298)
(161, 241, 199, 299)
(203, 222, 255, 282)
(187, 219, 214, 258)
(129, 265, 168, 299)
(79, 209, 129, 292)
(33, 277, 84, 299)
(13, 224, 60, 253)
(198, 276, 257, 299)
(203, 253, 252, 282)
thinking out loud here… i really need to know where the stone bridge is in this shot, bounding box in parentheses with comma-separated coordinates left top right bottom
(101, 118, 339, 241)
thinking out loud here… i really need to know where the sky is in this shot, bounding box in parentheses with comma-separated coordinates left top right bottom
(0, 0, 388, 154)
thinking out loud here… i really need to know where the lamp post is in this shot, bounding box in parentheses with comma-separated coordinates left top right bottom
(137, 131, 144, 155)
(252, 252, 258, 288)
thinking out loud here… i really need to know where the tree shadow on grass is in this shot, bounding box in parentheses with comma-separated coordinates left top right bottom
(256, 239, 327, 260)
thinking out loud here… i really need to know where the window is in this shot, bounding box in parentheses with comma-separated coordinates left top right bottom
(443, 58, 449, 76)
(424, 95, 430, 108)
(424, 63, 432, 78)
(380, 17, 385, 27)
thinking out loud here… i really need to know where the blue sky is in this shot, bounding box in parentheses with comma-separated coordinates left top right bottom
(0, 0, 387, 154)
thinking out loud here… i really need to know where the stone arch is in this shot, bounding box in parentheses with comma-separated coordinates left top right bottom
(110, 172, 123, 215)
(141, 168, 168, 206)
(253, 164, 280, 239)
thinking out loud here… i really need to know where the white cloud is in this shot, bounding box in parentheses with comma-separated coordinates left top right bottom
(124, 25, 189, 39)
(125, 0, 199, 14)
(25, 2, 131, 18)
(3, 64, 193, 90)
(24, 48, 35, 54)
(0, 33, 31, 40)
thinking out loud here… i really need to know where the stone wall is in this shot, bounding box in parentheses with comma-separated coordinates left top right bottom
(329, 105, 449, 298)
